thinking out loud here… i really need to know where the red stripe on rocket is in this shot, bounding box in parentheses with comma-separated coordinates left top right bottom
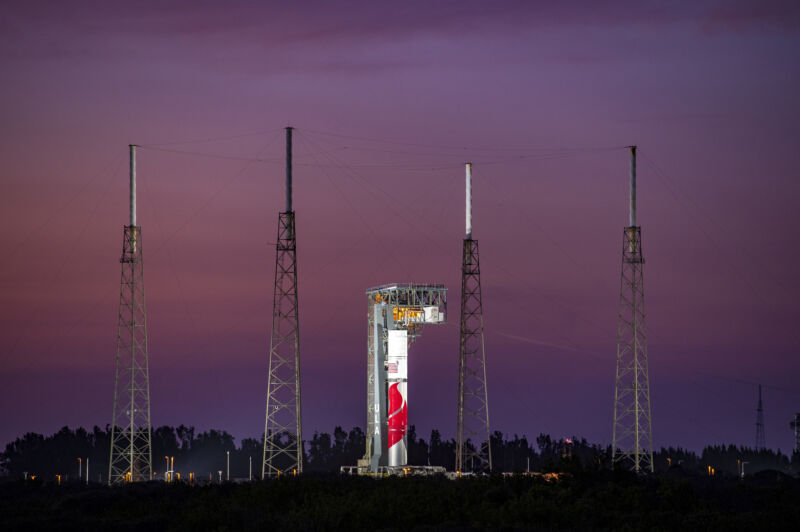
(388, 382, 407, 448)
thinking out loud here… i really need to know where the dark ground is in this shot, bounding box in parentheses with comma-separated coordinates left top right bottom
(2, 470, 800, 531)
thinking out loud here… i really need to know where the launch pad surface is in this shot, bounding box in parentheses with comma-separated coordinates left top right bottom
(340, 465, 447, 477)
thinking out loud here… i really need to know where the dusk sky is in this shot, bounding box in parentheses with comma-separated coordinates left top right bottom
(2, 1, 799, 455)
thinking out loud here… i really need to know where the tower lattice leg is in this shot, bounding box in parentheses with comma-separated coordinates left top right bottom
(109, 226, 153, 484)
(456, 238, 492, 472)
(263, 212, 302, 477)
(612, 227, 654, 473)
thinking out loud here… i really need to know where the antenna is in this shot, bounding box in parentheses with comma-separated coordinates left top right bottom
(129, 145, 136, 227)
(456, 162, 492, 473)
(612, 145, 654, 473)
(629, 145, 636, 227)
(465, 162, 472, 239)
(285, 126, 293, 213)
(108, 144, 153, 484)
(263, 127, 303, 477)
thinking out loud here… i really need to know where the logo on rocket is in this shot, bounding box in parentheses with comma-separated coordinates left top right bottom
(387, 382, 407, 447)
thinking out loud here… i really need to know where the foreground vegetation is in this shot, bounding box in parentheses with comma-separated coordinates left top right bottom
(3, 424, 797, 482)
(2, 470, 800, 530)
(4, 425, 799, 529)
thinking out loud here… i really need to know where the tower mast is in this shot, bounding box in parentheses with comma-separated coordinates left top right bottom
(109, 145, 153, 484)
(755, 385, 766, 451)
(263, 127, 303, 477)
(612, 146, 654, 473)
(456, 162, 492, 472)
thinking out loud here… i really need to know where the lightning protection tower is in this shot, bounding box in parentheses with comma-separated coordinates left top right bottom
(790, 413, 800, 454)
(612, 146, 654, 473)
(456, 163, 492, 473)
(263, 127, 303, 477)
(109, 145, 153, 484)
(755, 384, 766, 451)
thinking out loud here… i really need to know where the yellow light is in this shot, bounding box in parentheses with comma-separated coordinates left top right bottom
(393, 307, 423, 322)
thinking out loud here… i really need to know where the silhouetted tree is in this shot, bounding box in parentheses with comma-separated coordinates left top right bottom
(3, 425, 797, 481)
(407, 425, 429, 466)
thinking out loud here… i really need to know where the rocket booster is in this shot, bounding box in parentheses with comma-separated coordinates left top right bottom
(386, 329, 408, 467)
(387, 382, 407, 465)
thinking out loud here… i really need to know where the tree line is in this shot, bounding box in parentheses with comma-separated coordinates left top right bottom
(2, 424, 798, 482)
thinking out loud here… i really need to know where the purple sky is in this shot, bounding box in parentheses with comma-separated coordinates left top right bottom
(2, 1, 799, 454)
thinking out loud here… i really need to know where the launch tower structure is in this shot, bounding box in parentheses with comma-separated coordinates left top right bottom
(358, 284, 447, 474)
(790, 413, 800, 454)
(612, 146, 654, 473)
(263, 127, 303, 477)
(456, 163, 492, 472)
(108, 145, 153, 484)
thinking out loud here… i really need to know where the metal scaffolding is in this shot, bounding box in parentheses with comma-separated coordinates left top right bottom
(263, 128, 303, 477)
(612, 146, 654, 473)
(456, 164, 491, 472)
(109, 146, 153, 484)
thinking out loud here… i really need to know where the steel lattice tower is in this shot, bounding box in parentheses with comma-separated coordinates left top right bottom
(109, 145, 153, 484)
(612, 146, 654, 473)
(755, 385, 766, 451)
(263, 127, 303, 477)
(790, 413, 800, 454)
(456, 163, 492, 473)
